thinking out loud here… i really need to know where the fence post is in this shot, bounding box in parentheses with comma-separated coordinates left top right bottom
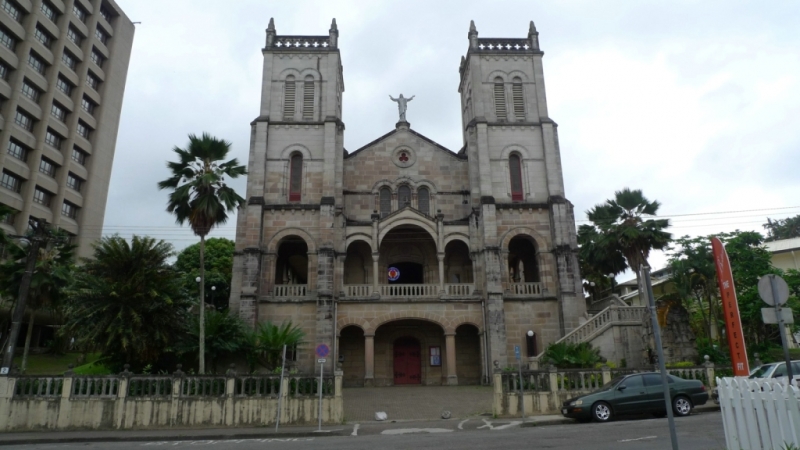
(279, 373, 290, 424)
(754, 353, 763, 368)
(115, 365, 131, 430)
(225, 364, 236, 426)
(492, 369, 504, 417)
(170, 365, 183, 427)
(548, 365, 559, 412)
(334, 370, 343, 423)
(56, 365, 75, 429)
(601, 365, 611, 385)
(703, 356, 716, 388)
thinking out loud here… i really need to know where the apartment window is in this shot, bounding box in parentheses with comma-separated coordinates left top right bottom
(61, 201, 77, 218)
(95, 27, 109, 45)
(283, 75, 295, 120)
(33, 187, 52, 206)
(509, 153, 523, 201)
(38, 157, 56, 177)
(14, 109, 33, 131)
(21, 80, 40, 101)
(34, 26, 52, 48)
(61, 50, 77, 70)
(302, 75, 314, 120)
(379, 187, 391, 218)
(0, 61, 8, 80)
(40, 1, 58, 22)
(27, 52, 46, 74)
(85, 72, 100, 90)
(0, 27, 16, 50)
(99, 5, 112, 22)
(50, 102, 67, 121)
(512, 77, 525, 120)
(0, 171, 22, 192)
(494, 77, 507, 121)
(67, 26, 82, 46)
(56, 76, 73, 95)
(288, 152, 302, 202)
(6, 139, 27, 161)
(72, 3, 87, 22)
(90, 48, 104, 67)
(80, 96, 95, 114)
(45, 129, 62, 149)
(76, 120, 90, 138)
(418, 187, 430, 216)
(71, 146, 87, 165)
(1, 0, 22, 22)
(67, 173, 83, 192)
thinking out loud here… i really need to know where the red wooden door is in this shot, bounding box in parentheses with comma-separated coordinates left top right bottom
(393, 337, 421, 385)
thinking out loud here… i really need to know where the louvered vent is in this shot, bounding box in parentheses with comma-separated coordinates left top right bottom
(302, 79, 314, 120)
(283, 77, 296, 120)
(512, 82, 524, 120)
(494, 80, 507, 121)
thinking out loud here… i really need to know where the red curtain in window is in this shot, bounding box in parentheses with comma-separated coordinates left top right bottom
(289, 154, 302, 201)
(509, 154, 523, 201)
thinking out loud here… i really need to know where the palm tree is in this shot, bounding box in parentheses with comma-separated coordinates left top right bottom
(586, 188, 672, 289)
(61, 235, 190, 371)
(157, 133, 246, 374)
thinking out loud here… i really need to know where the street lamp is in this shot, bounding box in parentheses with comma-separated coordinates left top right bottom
(210, 286, 216, 310)
(526, 330, 536, 357)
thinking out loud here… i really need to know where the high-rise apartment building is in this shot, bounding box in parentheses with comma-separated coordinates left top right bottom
(0, 0, 133, 257)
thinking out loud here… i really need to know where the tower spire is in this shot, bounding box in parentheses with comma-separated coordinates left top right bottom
(265, 18, 276, 48)
(527, 20, 539, 51)
(468, 20, 478, 49)
(329, 18, 339, 48)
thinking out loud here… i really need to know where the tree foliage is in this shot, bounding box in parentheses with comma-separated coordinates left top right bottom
(179, 309, 244, 373)
(763, 214, 800, 242)
(174, 237, 234, 310)
(61, 235, 191, 372)
(241, 321, 305, 372)
(542, 342, 603, 368)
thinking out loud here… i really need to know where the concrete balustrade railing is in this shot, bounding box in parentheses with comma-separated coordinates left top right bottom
(273, 284, 308, 297)
(0, 370, 343, 431)
(508, 282, 542, 296)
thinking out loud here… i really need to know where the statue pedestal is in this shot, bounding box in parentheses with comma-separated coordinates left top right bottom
(396, 120, 410, 130)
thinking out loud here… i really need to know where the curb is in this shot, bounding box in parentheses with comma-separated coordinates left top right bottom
(520, 419, 574, 428)
(0, 429, 349, 446)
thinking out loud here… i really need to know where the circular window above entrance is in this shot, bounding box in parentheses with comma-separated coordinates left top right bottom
(392, 146, 416, 168)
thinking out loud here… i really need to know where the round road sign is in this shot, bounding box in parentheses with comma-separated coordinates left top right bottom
(315, 344, 330, 358)
(758, 274, 790, 306)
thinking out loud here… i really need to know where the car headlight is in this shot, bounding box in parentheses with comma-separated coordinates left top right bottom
(569, 400, 583, 407)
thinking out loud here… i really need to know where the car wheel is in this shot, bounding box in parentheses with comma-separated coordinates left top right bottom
(592, 402, 613, 422)
(673, 396, 692, 417)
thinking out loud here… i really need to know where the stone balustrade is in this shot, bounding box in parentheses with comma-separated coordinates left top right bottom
(508, 282, 543, 296)
(557, 306, 647, 346)
(273, 284, 307, 298)
(343, 283, 476, 299)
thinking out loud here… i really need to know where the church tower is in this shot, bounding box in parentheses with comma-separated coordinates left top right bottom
(458, 21, 585, 364)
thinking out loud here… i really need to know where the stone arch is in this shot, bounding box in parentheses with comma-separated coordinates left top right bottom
(378, 218, 438, 247)
(371, 179, 394, 194)
(336, 319, 366, 334)
(453, 320, 483, 333)
(414, 179, 438, 194)
(499, 226, 549, 253)
(345, 233, 373, 252)
(500, 144, 531, 160)
(485, 70, 509, 83)
(280, 143, 312, 160)
(278, 68, 302, 79)
(368, 311, 451, 334)
(266, 228, 317, 254)
(443, 232, 470, 249)
(297, 68, 321, 81)
(507, 70, 530, 82)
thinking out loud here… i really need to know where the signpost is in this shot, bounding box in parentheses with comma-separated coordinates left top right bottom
(515, 345, 524, 420)
(315, 344, 330, 431)
(758, 274, 793, 383)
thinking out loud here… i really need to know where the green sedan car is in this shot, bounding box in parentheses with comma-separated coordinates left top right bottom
(561, 372, 709, 422)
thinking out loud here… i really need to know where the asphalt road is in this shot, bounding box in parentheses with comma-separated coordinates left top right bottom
(10, 410, 727, 450)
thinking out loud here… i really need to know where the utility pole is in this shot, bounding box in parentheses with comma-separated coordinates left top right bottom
(1, 218, 47, 375)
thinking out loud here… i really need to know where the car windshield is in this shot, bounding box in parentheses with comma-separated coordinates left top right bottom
(749, 364, 775, 378)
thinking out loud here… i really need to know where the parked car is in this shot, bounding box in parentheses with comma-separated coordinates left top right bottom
(712, 361, 800, 404)
(561, 372, 709, 422)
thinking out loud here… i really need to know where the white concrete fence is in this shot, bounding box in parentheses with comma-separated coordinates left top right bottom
(494, 363, 722, 417)
(0, 368, 343, 431)
(717, 377, 800, 450)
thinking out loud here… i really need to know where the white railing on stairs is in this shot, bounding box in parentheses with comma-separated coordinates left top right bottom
(539, 306, 647, 355)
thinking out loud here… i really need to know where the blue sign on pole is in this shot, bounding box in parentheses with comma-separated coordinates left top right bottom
(514, 345, 521, 361)
(315, 344, 330, 358)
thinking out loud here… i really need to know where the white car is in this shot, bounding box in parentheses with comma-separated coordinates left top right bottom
(712, 360, 800, 403)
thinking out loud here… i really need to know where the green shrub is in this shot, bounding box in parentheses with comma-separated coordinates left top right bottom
(666, 361, 696, 368)
(72, 360, 112, 375)
(543, 342, 602, 368)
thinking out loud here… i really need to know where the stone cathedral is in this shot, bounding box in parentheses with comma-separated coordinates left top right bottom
(229, 19, 586, 387)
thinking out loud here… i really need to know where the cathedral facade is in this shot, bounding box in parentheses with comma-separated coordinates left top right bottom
(229, 19, 586, 386)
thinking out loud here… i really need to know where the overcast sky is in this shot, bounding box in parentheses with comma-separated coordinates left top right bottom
(105, 0, 800, 276)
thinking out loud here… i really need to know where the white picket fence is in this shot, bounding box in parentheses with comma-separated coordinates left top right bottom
(717, 377, 800, 449)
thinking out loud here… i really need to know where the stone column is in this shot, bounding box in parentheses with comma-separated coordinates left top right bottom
(446, 332, 458, 385)
(438, 252, 446, 294)
(372, 253, 380, 295)
(364, 334, 375, 386)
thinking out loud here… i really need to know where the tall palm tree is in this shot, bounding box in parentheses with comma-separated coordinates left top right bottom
(157, 133, 246, 374)
(586, 188, 672, 289)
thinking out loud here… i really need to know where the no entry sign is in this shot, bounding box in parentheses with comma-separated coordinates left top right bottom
(315, 344, 330, 358)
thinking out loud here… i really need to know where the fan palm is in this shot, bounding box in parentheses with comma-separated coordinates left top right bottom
(586, 188, 672, 289)
(157, 133, 246, 374)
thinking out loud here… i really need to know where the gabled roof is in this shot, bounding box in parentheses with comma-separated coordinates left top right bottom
(345, 126, 467, 160)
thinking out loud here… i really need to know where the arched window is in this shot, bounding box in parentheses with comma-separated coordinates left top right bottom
(512, 77, 524, 121)
(493, 77, 507, 121)
(509, 153, 523, 201)
(417, 187, 430, 216)
(379, 187, 392, 218)
(289, 153, 303, 201)
(398, 185, 411, 208)
(283, 75, 296, 120)
(302, 75, 314, 120)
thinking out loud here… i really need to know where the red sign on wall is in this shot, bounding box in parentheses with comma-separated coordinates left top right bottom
(711, 237, 750, 376)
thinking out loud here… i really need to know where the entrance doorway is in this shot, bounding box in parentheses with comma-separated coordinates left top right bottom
(393, 337, 421, 385)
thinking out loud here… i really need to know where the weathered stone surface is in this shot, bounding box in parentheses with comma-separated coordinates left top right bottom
(641, 298, 699, 365)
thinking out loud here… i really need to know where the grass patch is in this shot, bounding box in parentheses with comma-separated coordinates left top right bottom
(13, 353, 102, 375)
